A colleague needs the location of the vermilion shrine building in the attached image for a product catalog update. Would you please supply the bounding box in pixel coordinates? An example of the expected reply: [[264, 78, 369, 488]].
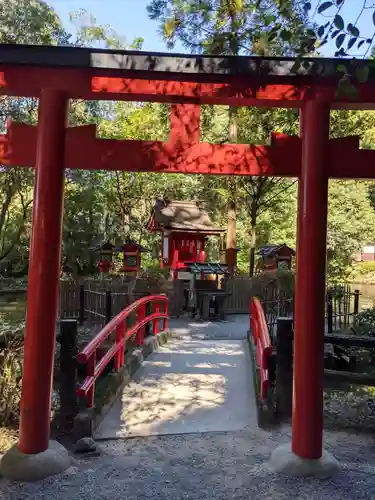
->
[[2, 43, 375, 477], [146, 198, 224, 277]]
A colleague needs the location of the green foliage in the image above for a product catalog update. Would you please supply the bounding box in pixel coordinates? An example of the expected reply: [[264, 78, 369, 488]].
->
[[1, 0, 375, 288], [147, 0, 310, 56], [354, 308, 375, 336], [250, 269, 295, 299], [351, 262, 375, 278], [0, 316, 24, 426], [0, 0, 70, 45], [69, 9, 144, 49], [308, 0, 375, 58], [327, 180, 375, 283]]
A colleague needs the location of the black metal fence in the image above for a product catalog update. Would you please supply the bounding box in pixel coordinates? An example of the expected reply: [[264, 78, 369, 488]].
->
[[261, 283, 360, 340]]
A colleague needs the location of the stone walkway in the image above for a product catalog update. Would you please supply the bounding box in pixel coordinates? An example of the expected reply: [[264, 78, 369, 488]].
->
[[169, 314, 249, 341], [95, 337, 256, 439]]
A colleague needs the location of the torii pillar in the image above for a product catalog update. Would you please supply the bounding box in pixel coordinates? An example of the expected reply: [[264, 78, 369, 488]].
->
[[0, 90, 71, 481], [270, 98, 340, 476]]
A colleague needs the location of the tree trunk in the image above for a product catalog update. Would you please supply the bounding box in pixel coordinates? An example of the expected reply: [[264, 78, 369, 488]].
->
[[225, 18, 239, 276], [249, 225, 256, 277], [225, 104, 238, 275], [226, 198, 236, 275], [249, 203, 257, 277]]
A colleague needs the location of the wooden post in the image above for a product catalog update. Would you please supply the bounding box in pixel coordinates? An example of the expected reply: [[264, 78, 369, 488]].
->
[[163, 300, 168, 332], [114, 322, 126, 371], [354, 289, 360, 315], [327, 291, 333, 334], [58, 319, 78, 428], [153, 302, 160, 335], [105, 290, 112, 324], [86, 353, 96, 408], [189, 273, 196, 316], [275, 318, 294, 418], [79, 284, 85, 326], [137, 303, 146, 345]]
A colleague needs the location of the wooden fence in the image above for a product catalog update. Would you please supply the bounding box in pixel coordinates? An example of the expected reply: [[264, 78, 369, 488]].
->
[[223, 278, 255, 314], [58, 278, 185, 325], [58, 279, 135, 325], [326, 285, 360, 333]]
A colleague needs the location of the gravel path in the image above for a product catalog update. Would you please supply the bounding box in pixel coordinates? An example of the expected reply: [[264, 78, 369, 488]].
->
[[3, 316, 375, 498], [2, 426, 375, 500]]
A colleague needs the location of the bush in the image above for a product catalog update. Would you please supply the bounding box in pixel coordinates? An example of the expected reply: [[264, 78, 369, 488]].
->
[[349, 261, 375, 281], [250, 269, 295, 299], [353, 307, 375, 336], [0, 315, 24, 427], [135, 269, 170, 294]]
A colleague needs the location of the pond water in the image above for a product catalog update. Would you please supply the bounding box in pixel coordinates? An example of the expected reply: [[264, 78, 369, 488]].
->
[[0, 293, 27, 322]]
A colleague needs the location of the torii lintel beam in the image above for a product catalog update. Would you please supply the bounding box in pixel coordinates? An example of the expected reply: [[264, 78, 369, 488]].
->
[[1, 121, 374, 178]]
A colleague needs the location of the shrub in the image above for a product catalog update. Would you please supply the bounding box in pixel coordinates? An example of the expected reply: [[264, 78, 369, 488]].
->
[[250, 269, 295, 300], [0, 314, 24, 427], [350, 261, 375, 280], [136, 269, 170, 294], [353, 307, 375, 336], [0, 338, 23, 427]]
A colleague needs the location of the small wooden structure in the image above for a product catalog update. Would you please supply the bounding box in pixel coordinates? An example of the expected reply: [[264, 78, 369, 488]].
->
[[113, 239, 150, 274], [147, 198, 225, 278], [257, 244, 295, 272], [186, 262, 230, 320]]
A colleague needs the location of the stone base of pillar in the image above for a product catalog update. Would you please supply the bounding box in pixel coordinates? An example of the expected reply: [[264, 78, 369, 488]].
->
[[269, 443, 340, 478], [0, 440, 71, 482]]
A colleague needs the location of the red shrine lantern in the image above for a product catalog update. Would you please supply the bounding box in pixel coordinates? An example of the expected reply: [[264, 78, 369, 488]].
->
[[114, 240, 150, 274], [90, 241, 114, 277]]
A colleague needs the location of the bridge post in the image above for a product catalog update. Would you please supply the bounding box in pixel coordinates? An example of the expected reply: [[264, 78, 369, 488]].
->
[[270, 98, 339, 477], [0, 90, 71, 481]]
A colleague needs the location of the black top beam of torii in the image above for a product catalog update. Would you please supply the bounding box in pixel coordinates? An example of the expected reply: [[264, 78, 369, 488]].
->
[[0, 42, 372, 85]]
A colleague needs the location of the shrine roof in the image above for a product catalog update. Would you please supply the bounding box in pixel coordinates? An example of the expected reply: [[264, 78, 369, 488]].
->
[[113, 239, 150, 253], [148, 199, 224, 234], [0, 43, 372, 85], [259, 244, 296, 257]]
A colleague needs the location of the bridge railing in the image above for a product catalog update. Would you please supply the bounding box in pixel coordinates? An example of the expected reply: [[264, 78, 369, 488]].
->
[[250, 296, 273, 401], [76, 294, 168, 407]]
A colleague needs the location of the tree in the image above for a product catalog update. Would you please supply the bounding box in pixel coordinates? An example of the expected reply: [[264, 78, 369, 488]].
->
[[147, 0, 310, 55], [0, 0, 70, 45], [69, 9, 144, 49], [327, 180, 375, 283], [0, 1, 71, 272], [303, 0, 375, 58], [148, 0, 310, 275]]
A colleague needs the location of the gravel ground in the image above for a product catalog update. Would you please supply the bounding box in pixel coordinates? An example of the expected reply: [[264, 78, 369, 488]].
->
[[324, 386, 375, 431], [3, 317, 375, 498], [2, 426, 375, 500]]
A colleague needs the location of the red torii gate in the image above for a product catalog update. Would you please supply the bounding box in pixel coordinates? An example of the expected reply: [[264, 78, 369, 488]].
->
[[1, 43, 375, 479]]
